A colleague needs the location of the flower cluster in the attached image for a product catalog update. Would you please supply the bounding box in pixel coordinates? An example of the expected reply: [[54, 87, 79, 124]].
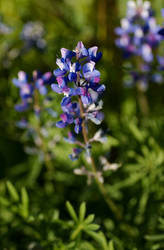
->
[[0, 19, 12, 35], [13, 70, 55, 112], [51, 41, 105, 160], [157, 9, 164, 76], [158, 9, 164, 37], [20, 21, 46, 50], [52, 41, 105, 132], [115, 0, 163, 89], [115, 0, 161, 60]]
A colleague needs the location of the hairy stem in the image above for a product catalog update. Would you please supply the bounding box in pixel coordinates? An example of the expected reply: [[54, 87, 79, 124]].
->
[[78, 97, 122, 220]]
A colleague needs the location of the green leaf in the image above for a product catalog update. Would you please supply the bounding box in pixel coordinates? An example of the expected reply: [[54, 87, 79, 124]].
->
[[21, 187, 29, 207], [66, 201, 78, 222], [79, 202, 86, 222], [79, 241, 96, 250], [145, 234, 164, 241], [84, 214, 95, 224], [27, 156, 43, 186], [84, 223, 100, 231], [128, 123, 144, 142], [6, 181, 19, 202], [20, 187, 29, 218], [108, 241, 114, 250], [0, 196, 10, 206], [86, 231, 108, 250]]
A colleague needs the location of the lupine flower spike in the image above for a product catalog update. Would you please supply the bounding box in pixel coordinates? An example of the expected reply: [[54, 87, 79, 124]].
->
[[20, 21, 46, 50], [115, 0, 163, 89], [13, 70, 55, 113], [52, 41, 105, 160]]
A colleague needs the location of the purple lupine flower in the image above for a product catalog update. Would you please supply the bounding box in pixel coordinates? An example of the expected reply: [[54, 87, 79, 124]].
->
[[126, 0, 151, 19], [74, 41, 102, 62], [15, 102, 30, 112], [157, 56, 164, 70], [140, 44, 153, 62], [0, 19, 12, 35], [56, 113, 74, 128], [151, 73, 163, 84], [79, 87, 92, 105], [115, 0, 164, 89], [115, 0, 161, 60], [83, 61, 100, 83], [54, 58, 70, 77], [13, 71, 33, 111], [64, 132, 76, 143], [69, 148, 83, 161], [33, 70, 55, 95], [15, 119, 28, 128], [51, 76, 70, 95], [88, 46, 102, 62], [53, 41, 103, 85], [158, 8, 164, 37], [68, 62, 81, 82], [20, 21, 46, 50], [59, 97, 82, 134], [155, 9, 164, 83], [159, 28, 164, 36], [13, 70, 55, 112], [74, 118, 82, 134], [61, 48, 76, 60], [74, 41, 88, 59], [52, 41, 105, 160], [86, 111, 104, 125]]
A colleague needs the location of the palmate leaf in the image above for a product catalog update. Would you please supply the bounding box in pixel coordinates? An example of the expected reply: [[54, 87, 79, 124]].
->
[[2, 182, 30, 220], [66, 201, 112, 249]]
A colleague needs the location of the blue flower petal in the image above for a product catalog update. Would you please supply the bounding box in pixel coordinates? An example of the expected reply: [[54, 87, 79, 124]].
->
[[61, 96, 72, 106], [68, 72, 77, 82], [56, 120, 67, 128], [51, 84, 62, 93], [53, 68, 66, 77]]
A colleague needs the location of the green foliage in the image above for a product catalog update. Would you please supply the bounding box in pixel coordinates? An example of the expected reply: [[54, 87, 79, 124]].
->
[[0, 183, 115, 250], [145, 206, 164, 250]]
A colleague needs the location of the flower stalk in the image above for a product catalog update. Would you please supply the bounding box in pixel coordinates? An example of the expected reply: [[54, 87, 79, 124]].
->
[[34, 89, 54, 172], [78, 97, 122, 220]]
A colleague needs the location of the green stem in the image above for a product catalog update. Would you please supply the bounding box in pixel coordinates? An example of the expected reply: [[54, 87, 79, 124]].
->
[[78, 97, 122, 220], [137, 84, 149, 116], [34, 89, 54, 172], [135, 57, 149, 116]]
